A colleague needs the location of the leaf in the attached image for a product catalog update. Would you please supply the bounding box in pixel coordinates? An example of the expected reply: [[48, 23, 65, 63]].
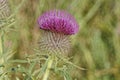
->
[[8, 59, 28, 63], [36, 58, 49, 79], [63, 71, 72, 80], [64, 75, 72, 80], [28, 61, 37, 74]]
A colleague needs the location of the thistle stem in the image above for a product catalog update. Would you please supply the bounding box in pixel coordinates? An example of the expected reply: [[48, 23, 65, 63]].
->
[[0, 30, 4, 51], [42, 55, 53, 80], [0, 31, 4, 75]]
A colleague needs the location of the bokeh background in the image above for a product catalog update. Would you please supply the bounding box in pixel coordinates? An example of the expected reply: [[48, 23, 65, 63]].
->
[[1, 0, 120, 80]]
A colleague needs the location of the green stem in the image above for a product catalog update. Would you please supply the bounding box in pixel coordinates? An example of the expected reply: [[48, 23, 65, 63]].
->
[[42, 55, 53, 80], [0, 31, 4, 76], [0, 31, 4, 55], [0, 31, 4, 64]]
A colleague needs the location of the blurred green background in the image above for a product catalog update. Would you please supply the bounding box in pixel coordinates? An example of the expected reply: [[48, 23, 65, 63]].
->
[[1, 0, 120, 80]]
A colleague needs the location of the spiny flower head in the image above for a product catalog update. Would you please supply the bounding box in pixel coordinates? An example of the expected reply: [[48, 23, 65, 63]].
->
[[0, 0, 10, 19], [37, 10, 79, 35], [37, 10, 79, 55]]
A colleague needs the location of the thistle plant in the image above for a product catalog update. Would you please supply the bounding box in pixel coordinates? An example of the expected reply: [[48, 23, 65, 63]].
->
[[37, 10, 82, 80], [0, 0, 119, 80], [38, 10, 79, 55], [0, 0, 17, 79], [0, 0, 10, 73]]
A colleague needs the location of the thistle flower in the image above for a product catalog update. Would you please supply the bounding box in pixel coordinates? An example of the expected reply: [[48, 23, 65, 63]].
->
[[38, 10, 79, 35], [0, 0, 10, 19], [37, 10, 79, 55]]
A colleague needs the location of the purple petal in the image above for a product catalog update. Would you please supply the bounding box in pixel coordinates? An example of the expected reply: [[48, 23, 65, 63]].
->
[[37, 10, 79, 35]]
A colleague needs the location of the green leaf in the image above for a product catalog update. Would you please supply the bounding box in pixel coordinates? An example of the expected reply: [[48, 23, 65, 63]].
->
[[8, 59, 28, 63], [63, 71, 72, 80], [36, 58, 49, 79], [28, 61, 37, 74]]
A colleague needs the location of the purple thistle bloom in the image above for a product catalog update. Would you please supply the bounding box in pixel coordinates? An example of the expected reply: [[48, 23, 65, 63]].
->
[[37, 10, 79, 35], [37, 10, 79, 55]]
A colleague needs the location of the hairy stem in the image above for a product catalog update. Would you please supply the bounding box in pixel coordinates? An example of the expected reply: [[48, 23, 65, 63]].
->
[[42, 55, 53, 80]]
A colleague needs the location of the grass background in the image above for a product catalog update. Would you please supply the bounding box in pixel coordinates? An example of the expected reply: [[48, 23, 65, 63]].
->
[[1, 0, 120, 80]]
